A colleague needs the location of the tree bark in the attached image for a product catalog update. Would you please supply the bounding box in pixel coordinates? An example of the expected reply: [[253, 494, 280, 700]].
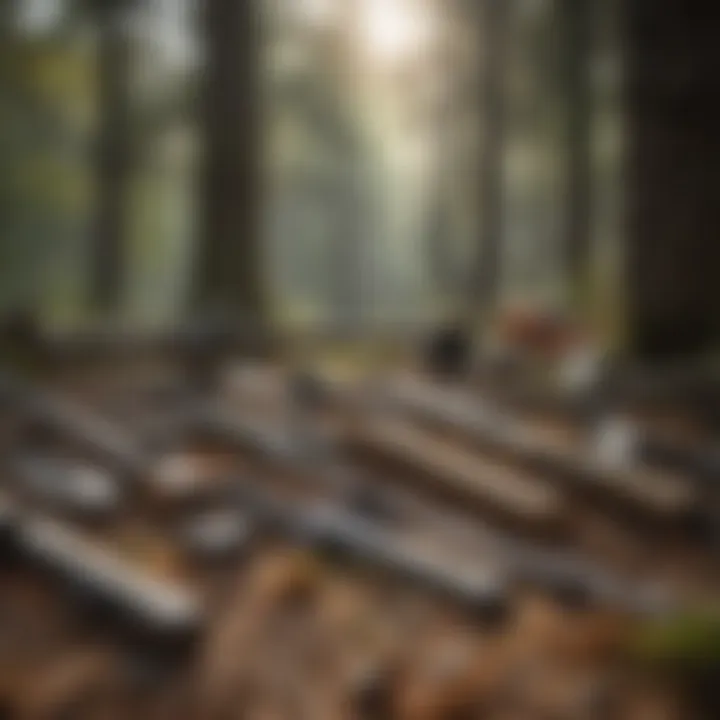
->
[[473, 0, 509, 312], [559, 0, 593, 308], [90, 8, 131, 315], [0, 0, 17, 31], [194, 0, 266, 336], [623, 0, 720, 360], [329, 172, 365, 333]]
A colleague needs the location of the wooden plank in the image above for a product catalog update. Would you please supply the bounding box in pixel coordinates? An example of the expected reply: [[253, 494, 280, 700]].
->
[[19, 517, 201, 641], [385, 378, 695, 521], [225, 487, 510, 620], [349, 418, 564, 535], [4, 377, 150, 476], [201, 392, 563, 534], [11, 456, 123, 519]]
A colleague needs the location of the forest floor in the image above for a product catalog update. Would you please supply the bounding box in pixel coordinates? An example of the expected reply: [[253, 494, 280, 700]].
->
[[0, 355, 715, 719]]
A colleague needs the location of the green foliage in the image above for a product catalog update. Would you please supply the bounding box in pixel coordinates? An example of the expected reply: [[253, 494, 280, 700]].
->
[[0, 24, 92, 312], [632, 610, 720, 673]]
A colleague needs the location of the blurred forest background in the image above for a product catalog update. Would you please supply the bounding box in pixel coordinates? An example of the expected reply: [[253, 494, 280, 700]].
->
[[0, 0, 622, 337]]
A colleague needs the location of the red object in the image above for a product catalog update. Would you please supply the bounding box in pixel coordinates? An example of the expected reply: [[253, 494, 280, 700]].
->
[[496, 308, 584, 360]]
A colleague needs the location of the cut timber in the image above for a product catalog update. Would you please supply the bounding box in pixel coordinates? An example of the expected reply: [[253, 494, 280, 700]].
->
[[11, 456, 122, 520], [641, 434, 720, 490], [227, 487, 508, 620], [147, 452, 236, 505], [310, 505, 507, 621], [349, 418, 563, 537], [385, 378, 695, 522], [199, 404, 298, 464], [6, 377, 149, 476], [529, 438, 695, 520], [178, 510, 254, 563], [19, 517, 201, 643]]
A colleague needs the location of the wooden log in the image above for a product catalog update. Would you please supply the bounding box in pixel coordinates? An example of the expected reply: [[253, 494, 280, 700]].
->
[[640, 434, 720, 491], [383, 379, 695, 523], [347, 418, 564, 538], [199, 404, 299, 464], [228, 487, 509, 622], [469, 372, 720, 494], [507, 546, 676, 616], [18, 516, 201, 645], [313, 506, 508, 622], [11, 456, 123, 520], [145, 452, 236, 508], [481, 361, 720, 433], [13, 387, 149, 476], [229, 483, 669, 617], [196, 403, 675, 615]]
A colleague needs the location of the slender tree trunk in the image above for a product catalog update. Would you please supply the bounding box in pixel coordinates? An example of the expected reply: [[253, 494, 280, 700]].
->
[[90, 8, 131, 315], [426, 54, 459, 302], [560, 0, 593, 309], [194, 0, 266, 335], [0, 0, 17, 31], [473, 0, 509, 312], [329, 170, 365, 334], [425, 191, 454, 297], [623, 0, 720, 360], [327, 1, 368, 336]]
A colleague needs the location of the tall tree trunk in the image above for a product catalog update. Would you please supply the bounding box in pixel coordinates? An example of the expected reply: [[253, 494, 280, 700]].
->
[[329, 171, 365, 334], [560, 0, 593, 309], [194, 0, 265, 335], [425, 190, 455, 297], [623, 0, 720, 360], [473, 0, 509, 313], [0, 0, 17, 31], [426, 47, 460, 304], [90, 7, 131, 315]]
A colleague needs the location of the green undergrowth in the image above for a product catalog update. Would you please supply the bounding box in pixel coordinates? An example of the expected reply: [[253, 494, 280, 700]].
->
[[631, 609, 720, 672]]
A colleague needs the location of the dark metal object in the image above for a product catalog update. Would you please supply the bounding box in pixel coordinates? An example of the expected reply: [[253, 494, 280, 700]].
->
[[0, 493, 19, 560], [422, 324, 474, 381], [350, 665, 396, 719]]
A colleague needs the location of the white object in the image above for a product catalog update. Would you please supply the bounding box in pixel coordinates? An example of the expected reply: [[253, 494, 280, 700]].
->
[[184, 512, 248, 557], [69, 465, 120, 513], [153, 454, 201, 496], [558, 346, 602, 395], [593, 417, 640, 470]]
